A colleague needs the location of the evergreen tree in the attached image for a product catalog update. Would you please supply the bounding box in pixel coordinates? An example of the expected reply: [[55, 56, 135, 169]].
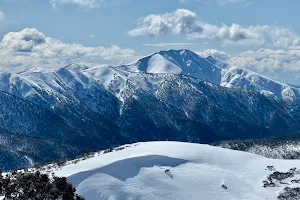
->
[[0, 170, 84, 200]]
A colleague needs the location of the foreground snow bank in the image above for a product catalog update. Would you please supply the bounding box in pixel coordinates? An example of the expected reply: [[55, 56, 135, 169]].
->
[[53, 142, 300, 200]]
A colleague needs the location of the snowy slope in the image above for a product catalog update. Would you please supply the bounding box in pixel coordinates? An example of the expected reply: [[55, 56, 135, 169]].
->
[[221, 67, 300, 105], [51, 142, 300, 200], [0, 49, 300, 171], [121, 49, 223, 85]]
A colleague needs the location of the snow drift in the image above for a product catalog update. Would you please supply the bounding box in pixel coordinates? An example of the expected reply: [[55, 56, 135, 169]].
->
[[50, 142, 300, 200]]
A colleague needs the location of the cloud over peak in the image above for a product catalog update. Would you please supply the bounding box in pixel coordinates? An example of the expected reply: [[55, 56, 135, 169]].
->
[[128, 9, 300, 49], [128, 9, 202, 37]]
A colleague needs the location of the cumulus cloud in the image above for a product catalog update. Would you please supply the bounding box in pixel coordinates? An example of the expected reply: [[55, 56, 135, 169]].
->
[[2, 28, 46, 52], [230, 49, 300, 84], [0, 28, 137, 71], [0, 11, 5, 21], [231, 49, 300, 72], [197, 49, 230, 61], [191, 24, 300, 48], [129, 9, 300, 49], [197, 48, 300, 84], [128, 9, 203, 37]]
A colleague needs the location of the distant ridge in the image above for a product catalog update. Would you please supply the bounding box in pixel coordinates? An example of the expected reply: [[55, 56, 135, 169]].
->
[[0, 49, 299, 170]]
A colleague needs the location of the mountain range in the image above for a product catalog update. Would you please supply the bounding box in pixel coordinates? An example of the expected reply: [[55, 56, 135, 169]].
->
[[1, 49, 300, 170]]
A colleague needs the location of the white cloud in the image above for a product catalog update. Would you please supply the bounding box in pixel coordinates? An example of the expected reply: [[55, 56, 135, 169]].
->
[[0, 28, 137, 71], [143, 43, 193, 47], [2, 28, 46, 52], [197, 49, 230, 61], [128, 9, 203, 37], [129, 9, 300, 49], [197, 48, 300, 84], [230, 49, 300, 84], [231, 49, 300, 72], [0, 11, 5, 21], [191, 24, 300, 48]]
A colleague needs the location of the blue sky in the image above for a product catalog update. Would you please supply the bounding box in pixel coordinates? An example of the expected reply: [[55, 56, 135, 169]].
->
[[1, 0, 300, 84]]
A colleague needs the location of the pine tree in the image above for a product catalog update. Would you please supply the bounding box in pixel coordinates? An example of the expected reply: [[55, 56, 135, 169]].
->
[[0, 170, 84, 200]]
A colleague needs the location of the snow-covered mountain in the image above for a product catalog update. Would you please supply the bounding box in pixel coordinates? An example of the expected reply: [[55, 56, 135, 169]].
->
[[122, 49, 300, 105], [221, 67, 300, 105], [0, 49, 300, 170], [45, 141, 300, 200], [120, 49, 223, 85]]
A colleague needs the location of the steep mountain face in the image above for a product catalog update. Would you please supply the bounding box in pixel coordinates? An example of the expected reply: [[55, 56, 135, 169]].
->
[[0, 49, 300, 170]]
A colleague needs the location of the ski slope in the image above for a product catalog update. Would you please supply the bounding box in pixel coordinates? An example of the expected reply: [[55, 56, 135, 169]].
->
[[52, 142, 300, 200]]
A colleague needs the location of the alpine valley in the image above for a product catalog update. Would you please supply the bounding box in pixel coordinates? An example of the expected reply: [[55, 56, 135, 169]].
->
[[1, 49, 300, 170]]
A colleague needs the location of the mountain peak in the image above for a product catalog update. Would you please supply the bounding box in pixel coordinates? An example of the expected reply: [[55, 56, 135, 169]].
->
[[120, 49, 223, 85]]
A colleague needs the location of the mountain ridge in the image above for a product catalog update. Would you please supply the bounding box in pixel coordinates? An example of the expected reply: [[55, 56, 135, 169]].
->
[[120, 49, 300, 105], [0, 49, 300, 170]]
